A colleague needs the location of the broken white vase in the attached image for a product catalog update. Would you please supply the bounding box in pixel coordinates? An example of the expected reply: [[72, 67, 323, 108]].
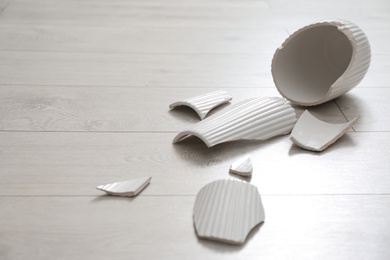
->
[[229, 156, 253, 177], [290, 110, 360, 152], [96, 176, 151, 197], [193, 179, 265, 245], [169, 90, 232, 120], [173, 96, 297, 147], [272, 19, 371, 106]]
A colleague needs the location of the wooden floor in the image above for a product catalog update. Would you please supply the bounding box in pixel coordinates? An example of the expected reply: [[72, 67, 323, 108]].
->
[[1, 0, 389, 259]]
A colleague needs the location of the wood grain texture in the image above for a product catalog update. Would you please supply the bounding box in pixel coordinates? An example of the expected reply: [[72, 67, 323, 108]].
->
[[0, 51, 387, 87], [0, 51, 276, 87], [0, 1, 8, 14], [0, 86, 346, 132], [336, 88, 390, 132], [0, 0, 275, 28], [1, 195, 389, 260], [364, 26, 390, 55], [268, 0, 390, 55], [0, 24, 288, 54], [0, 0, 389, 258], [0, 131, 389, 196], [268, 0, 390, 31]]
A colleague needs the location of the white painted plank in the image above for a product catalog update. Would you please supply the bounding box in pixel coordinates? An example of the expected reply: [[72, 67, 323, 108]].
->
[[0, 0, 276, 28], [0, 51, 275, 87], [0, 0, 8, 13], [0, 51, 387, 87], [0, 195, 389, 259], [0, 132, 389, 196], [268, 0, 390, 30], [267, 0, 390, 56], [0, 86, 343, 131], [0, 24, 288, 55], [0, 0, 388, 259], [364, 27, 390, 55], [336, 87, 390, 132], [358, 55, 390, 87]]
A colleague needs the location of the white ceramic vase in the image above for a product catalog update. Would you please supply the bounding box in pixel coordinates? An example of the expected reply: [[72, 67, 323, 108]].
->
[[271, 19, 371, 106]]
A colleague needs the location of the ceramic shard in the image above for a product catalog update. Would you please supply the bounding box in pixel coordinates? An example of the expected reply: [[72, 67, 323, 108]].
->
[[173, 96, 297, 147], [96, 176, 151, 197], [229, 157, 253, 177], [290, 110, 360, 152], [169, 90, 232, 120], [193, 179, 265, 245]]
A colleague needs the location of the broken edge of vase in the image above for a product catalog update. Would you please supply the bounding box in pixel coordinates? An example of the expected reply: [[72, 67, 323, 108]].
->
[[229, 156, 253, 177], [290, 110, 360, 152], [169, 90, 232, 120], [96, 176, 152, 197], [173, 96, 297, 147]]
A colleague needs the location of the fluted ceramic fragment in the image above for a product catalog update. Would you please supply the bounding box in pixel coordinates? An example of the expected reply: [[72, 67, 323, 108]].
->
[[193, 179, 265, 245], [229, 157, 253, 177], [290, 110, 360, 151], [169, 90, 232, 120], [96, 176, 151, 197], [272, 19, 371, 106], [173, 96, 297, 147]]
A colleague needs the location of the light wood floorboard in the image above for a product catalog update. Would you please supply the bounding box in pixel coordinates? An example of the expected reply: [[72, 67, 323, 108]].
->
[[0, 0, 389, 258], [0, 51, 277, 87], [0, 24, 288, 55], [0, 0, 274, 28], [1, 195, 389, 260], [336, 87, 390, 132], [0, 131, 389, 196], [0, 51, 387, 87], [0, 86, 345, 132]]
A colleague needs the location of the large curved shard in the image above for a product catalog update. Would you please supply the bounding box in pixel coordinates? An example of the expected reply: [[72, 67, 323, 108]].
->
[[173, 97, 297, 147], [169, 90, 232, 120], [290, 110, 360, 152], [193, 179, 265, 245]]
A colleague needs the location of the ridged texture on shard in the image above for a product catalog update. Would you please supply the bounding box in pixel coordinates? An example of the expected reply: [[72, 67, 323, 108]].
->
[[173, 96, 297, 147], [193, 179, 265, 245], [96, 176, 151, 197], [229, 157, 253, 177], [169, 90, 232, 120], [271, 19, 371, 106], [327, 20, 371, 101]]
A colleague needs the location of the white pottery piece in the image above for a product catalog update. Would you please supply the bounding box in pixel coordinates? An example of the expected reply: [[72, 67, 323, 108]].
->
[[193, 179, 265, 245], [96, 176, 151, 197], [173, 96, 297, 147], [229, 156, 253, 177], [272, 19, 371, 106], [290, 110, 360, 152], [169, 90, 232, 120]]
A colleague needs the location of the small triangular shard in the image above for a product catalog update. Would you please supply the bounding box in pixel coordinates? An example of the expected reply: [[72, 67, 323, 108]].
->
[[96, 176, 151, 197], [229, 157, 253, 177]]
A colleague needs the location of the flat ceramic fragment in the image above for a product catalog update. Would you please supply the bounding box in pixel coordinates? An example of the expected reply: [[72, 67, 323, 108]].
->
[[272, 19, 371, 106], [290, 110, 360, 152], [96, 176, 151, 197], [169, 90, 232, 120], [193, 179, 265, 245], [229, 157, 253, 177], [173, 96, 297, 147]]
